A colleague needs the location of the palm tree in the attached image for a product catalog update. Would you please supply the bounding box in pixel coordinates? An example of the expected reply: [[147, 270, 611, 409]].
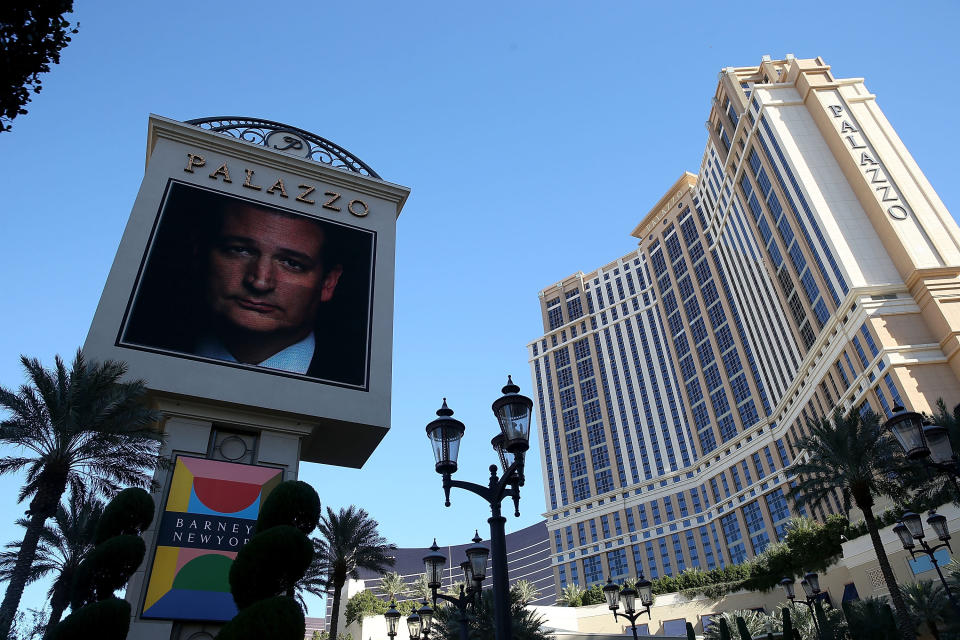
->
[[511, 579, 540, 605], [788, 409, 916, 640], [556, 584, 583, 607], [411, 573, 431, 602], [313, 506, 396, 640], [378, 571, 407, 602], [0, 351, 163, 639], [900, 580, 949, 640], [0, 489, 104, 637]]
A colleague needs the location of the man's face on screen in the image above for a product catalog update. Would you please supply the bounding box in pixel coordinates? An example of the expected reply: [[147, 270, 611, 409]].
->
[[204, 206, 341, 339]]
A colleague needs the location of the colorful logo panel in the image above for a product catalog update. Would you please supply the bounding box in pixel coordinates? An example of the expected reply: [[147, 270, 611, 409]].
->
[[142, 457, 282, 621]]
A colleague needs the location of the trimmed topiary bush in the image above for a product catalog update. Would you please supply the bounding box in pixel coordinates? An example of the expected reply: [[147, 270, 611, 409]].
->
[[94, 488, 155, 544], [228, 525, 313, 609], [48, 597, 131, 640], [255, 480, 320, 535], [215, 596, 305, 640], [70, 535, 146, 608], [49, 488, 155, 639], [216, 480, 320, 640]]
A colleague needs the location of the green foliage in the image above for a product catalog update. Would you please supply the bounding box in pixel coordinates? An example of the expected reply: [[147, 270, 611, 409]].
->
[[411, 573, 431, 601], [557, 584, 583, 607], [900, 580, 950, 638], [431, 588, 551, 640], [48, 597, 130, 640], [0, 0, 80, 132], [94, 488, 154, 544], [345, 589, 388, 624], [215, 596, 305, 640], [842, 598, 898, 640], [580, 583, 606, 605], [256, 481, 321, 535], [70, 535, 147, 609], [378, 571, 406, 601], [89, 535, 146, 603], [511, 579, 540, 605], [229, 525, 313, 610]]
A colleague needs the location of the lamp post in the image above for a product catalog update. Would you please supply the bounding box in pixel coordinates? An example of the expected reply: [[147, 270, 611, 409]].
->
[[779, 573, 823, 635], [885, 406, 960, 494], [422, 535, 490, 640], [425, 377, 533, 640], [603, 577, 654, 640], [385, 602, 400, 640], [893, 511, 960, 616], [406, 601, 434, 640]]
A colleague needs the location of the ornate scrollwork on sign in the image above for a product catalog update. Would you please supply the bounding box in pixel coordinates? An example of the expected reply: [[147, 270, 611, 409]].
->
[[185, 116, 381, 179]]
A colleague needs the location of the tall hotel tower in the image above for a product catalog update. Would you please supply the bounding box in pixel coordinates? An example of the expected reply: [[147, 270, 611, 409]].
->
[[528, 56, 960, 593]]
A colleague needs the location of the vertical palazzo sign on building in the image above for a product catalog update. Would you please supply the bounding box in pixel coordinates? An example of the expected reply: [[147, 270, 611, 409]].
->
[[142, 457, 282, 621]]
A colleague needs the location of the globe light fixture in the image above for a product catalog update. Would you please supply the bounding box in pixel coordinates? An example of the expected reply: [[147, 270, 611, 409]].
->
[[385, 602, 401, 640], [491, 376, 533, 453], [418, 601, 434, 636], [885, 406, 929, 459], [425, 399, 465, 476], [893, 522, 915, 550], [923, 423, 956, 464], [803, 571, 821, 595], [635, 576, 654, 608], [603, 579, 620, 611], [423, 539, 447, 590], [465, 531, 489, 581], [928, 511, 950, 541], [780, 577, 796, 601], [460, 560, 474, 585], [406, 607, 421, 640]]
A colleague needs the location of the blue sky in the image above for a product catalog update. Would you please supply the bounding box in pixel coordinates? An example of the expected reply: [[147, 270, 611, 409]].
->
[[2, 0, 959, 619]]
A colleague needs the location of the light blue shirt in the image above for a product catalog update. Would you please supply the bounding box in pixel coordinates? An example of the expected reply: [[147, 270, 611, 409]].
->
[[195, 332, 316, 374]]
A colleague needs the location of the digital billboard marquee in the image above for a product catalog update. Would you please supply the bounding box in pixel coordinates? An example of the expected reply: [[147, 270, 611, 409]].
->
[[83, 116, 410, 466]]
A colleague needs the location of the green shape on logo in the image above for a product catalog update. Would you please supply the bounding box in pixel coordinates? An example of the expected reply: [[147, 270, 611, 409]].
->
[[172, 554, 233, 592]]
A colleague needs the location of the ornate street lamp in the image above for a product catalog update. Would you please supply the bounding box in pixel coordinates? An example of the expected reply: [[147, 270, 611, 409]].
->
[[385, 602, 401, 640], [406, 607, 421, 640], [422, 534, 489, 640], [418, 601, 434, 638], [893, 511, 960, 615], [780, 573, 822, 634], [425, 377, 533, 640], [885, 407, 960, 492], [603, 578, 654, 640]]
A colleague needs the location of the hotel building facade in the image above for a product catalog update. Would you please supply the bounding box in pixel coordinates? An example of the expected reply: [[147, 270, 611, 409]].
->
[[528, 55, 960, 594]]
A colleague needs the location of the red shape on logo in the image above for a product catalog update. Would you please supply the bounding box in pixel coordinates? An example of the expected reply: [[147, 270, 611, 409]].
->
[[193, 478, 261, 514]]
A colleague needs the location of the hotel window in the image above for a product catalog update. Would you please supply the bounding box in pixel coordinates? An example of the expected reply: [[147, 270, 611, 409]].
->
[[659, 538, 673, 576], [583, 554, 603, 585], [860, 324, 880, 357], [607, 548, 628, 578]]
